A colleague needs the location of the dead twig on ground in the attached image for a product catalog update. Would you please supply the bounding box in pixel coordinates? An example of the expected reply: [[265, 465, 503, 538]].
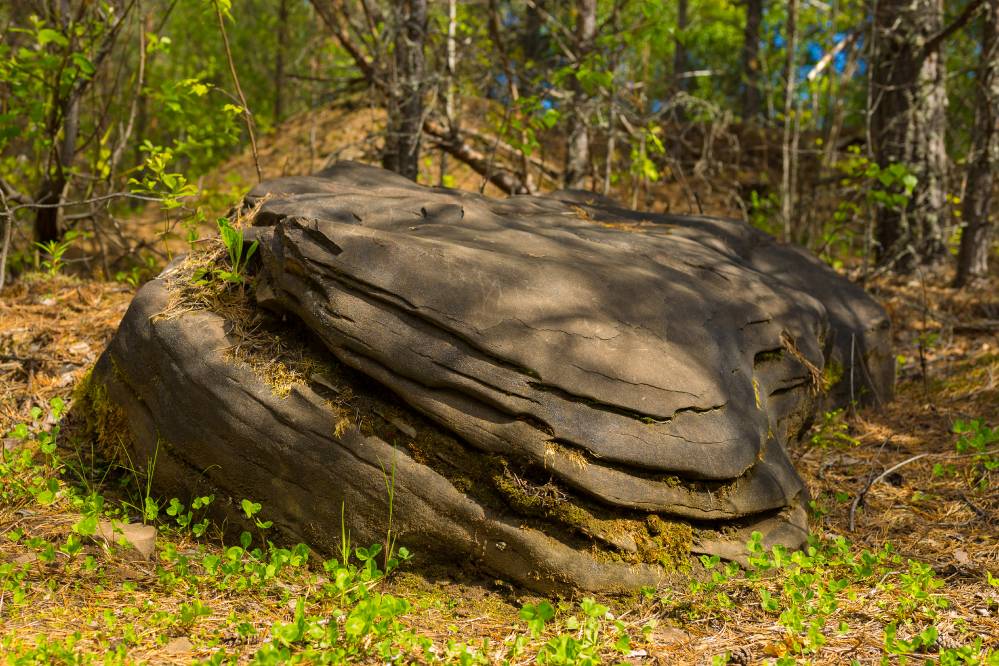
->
[[849, 453, 929, 531]]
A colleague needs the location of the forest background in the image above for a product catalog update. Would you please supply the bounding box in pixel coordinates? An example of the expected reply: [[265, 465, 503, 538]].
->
[[0, 0, 996, 285]]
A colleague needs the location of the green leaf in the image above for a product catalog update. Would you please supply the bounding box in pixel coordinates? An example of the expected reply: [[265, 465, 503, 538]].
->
[[37, 28, 68, 48], [241, 498, 261, 518], [73, 514, 99, 536], [49, 397, 65, 419], [144, 496, 159, 521]]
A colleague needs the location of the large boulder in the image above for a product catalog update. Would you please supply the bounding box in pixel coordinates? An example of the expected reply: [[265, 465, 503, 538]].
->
[[82, 162, 892, 592]]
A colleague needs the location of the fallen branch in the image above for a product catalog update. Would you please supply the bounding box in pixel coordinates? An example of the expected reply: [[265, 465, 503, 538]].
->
[[849, 453, 929, 531], [953, 320, 999, 334], [8, 192, 166, 214], [0, 190, 12, 291], [459, 125, 561, 182], [423, 119, 531, 195], [958, 492, 989, 522]]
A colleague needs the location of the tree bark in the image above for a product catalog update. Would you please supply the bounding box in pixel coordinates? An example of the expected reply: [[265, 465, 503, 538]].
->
[[871, 0, 949, 268], [33, 0, 78, 244], [955, 0, 998, 286], [780, 0, 797, 242], [674, 0, 689, 94], [274, 0, 288, 124], [32, 0, 134, 241], [741, 0, 764, 120], [563, 0, 596, 189], [383, 0, 427, 181], [522, 0, 548, 67]]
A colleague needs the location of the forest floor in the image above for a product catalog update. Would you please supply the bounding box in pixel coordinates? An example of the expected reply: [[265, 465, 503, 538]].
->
[[0, 257, 996, 665], [1, 107, 997, 664]]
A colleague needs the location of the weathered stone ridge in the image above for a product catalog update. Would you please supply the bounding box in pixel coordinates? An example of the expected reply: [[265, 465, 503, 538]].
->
[[86, 161, 893, 592]]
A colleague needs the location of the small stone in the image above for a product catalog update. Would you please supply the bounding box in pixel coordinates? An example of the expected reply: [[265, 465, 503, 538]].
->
[[56, 371, 77, 387], [13, 552, 37, 566], [96, 520, 156, 560], [68, 341, 91, 356], [163, 637, 193, 655], [653, 626, 690, 644]]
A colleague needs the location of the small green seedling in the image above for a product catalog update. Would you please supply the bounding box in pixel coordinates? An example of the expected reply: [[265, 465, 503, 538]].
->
[[217, 217, 258, 283], [35, 231, 85, 276]]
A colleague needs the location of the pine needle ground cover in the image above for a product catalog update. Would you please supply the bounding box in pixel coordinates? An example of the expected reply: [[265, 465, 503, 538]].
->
[[0, 268, 996, 665]]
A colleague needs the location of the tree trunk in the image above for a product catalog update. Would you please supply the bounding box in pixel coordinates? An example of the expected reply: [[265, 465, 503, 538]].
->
[[564, 0, 596, 190], [274, 0, 288, 124], [955, 0, 998, 286], [780, 0, 797, 242], [741, 0, 764, 120], [383, 0, 427, 181], [523, 0, 548, 67], [34, 0, 79, 244], [871, 0, 949, 268], [439, 0, 457, 186], [674, 0, 689, 94]]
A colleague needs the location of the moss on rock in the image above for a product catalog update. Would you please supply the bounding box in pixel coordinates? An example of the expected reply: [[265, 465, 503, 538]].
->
[[72, 365, 131, 464]]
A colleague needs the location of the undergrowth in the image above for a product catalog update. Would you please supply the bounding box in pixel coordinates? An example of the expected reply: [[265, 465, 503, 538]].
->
[[1, 399, 996, 664]]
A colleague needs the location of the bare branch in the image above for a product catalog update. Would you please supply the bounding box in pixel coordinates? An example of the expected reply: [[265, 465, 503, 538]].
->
[[920, 0, 985, 58], [213, 0, 262, 183]]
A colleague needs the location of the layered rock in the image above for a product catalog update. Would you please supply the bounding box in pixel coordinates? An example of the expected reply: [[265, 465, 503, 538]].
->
[[83, 162, 893, 592]]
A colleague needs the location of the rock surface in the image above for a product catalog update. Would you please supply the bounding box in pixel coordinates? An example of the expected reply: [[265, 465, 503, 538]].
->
[[84, 161, 893, 592]]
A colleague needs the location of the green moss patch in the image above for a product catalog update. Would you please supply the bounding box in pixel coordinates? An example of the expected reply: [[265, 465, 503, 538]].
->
[[71, 366, 131, 465]]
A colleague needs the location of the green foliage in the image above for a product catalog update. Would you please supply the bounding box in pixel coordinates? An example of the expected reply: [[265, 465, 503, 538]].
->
[[3, 408, 995, 665], [666, 532, 993, 664], [810, 409, 860, 449], [747, 189, 782, 237], [520, 600, 556, 637], [34, 229, 85, 276], [199, 217, 259, 284], [951, 419, 997, 490], [808, 148, 920, 265], [127, 142, 198, 210], [113, 254, 159, 289]]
